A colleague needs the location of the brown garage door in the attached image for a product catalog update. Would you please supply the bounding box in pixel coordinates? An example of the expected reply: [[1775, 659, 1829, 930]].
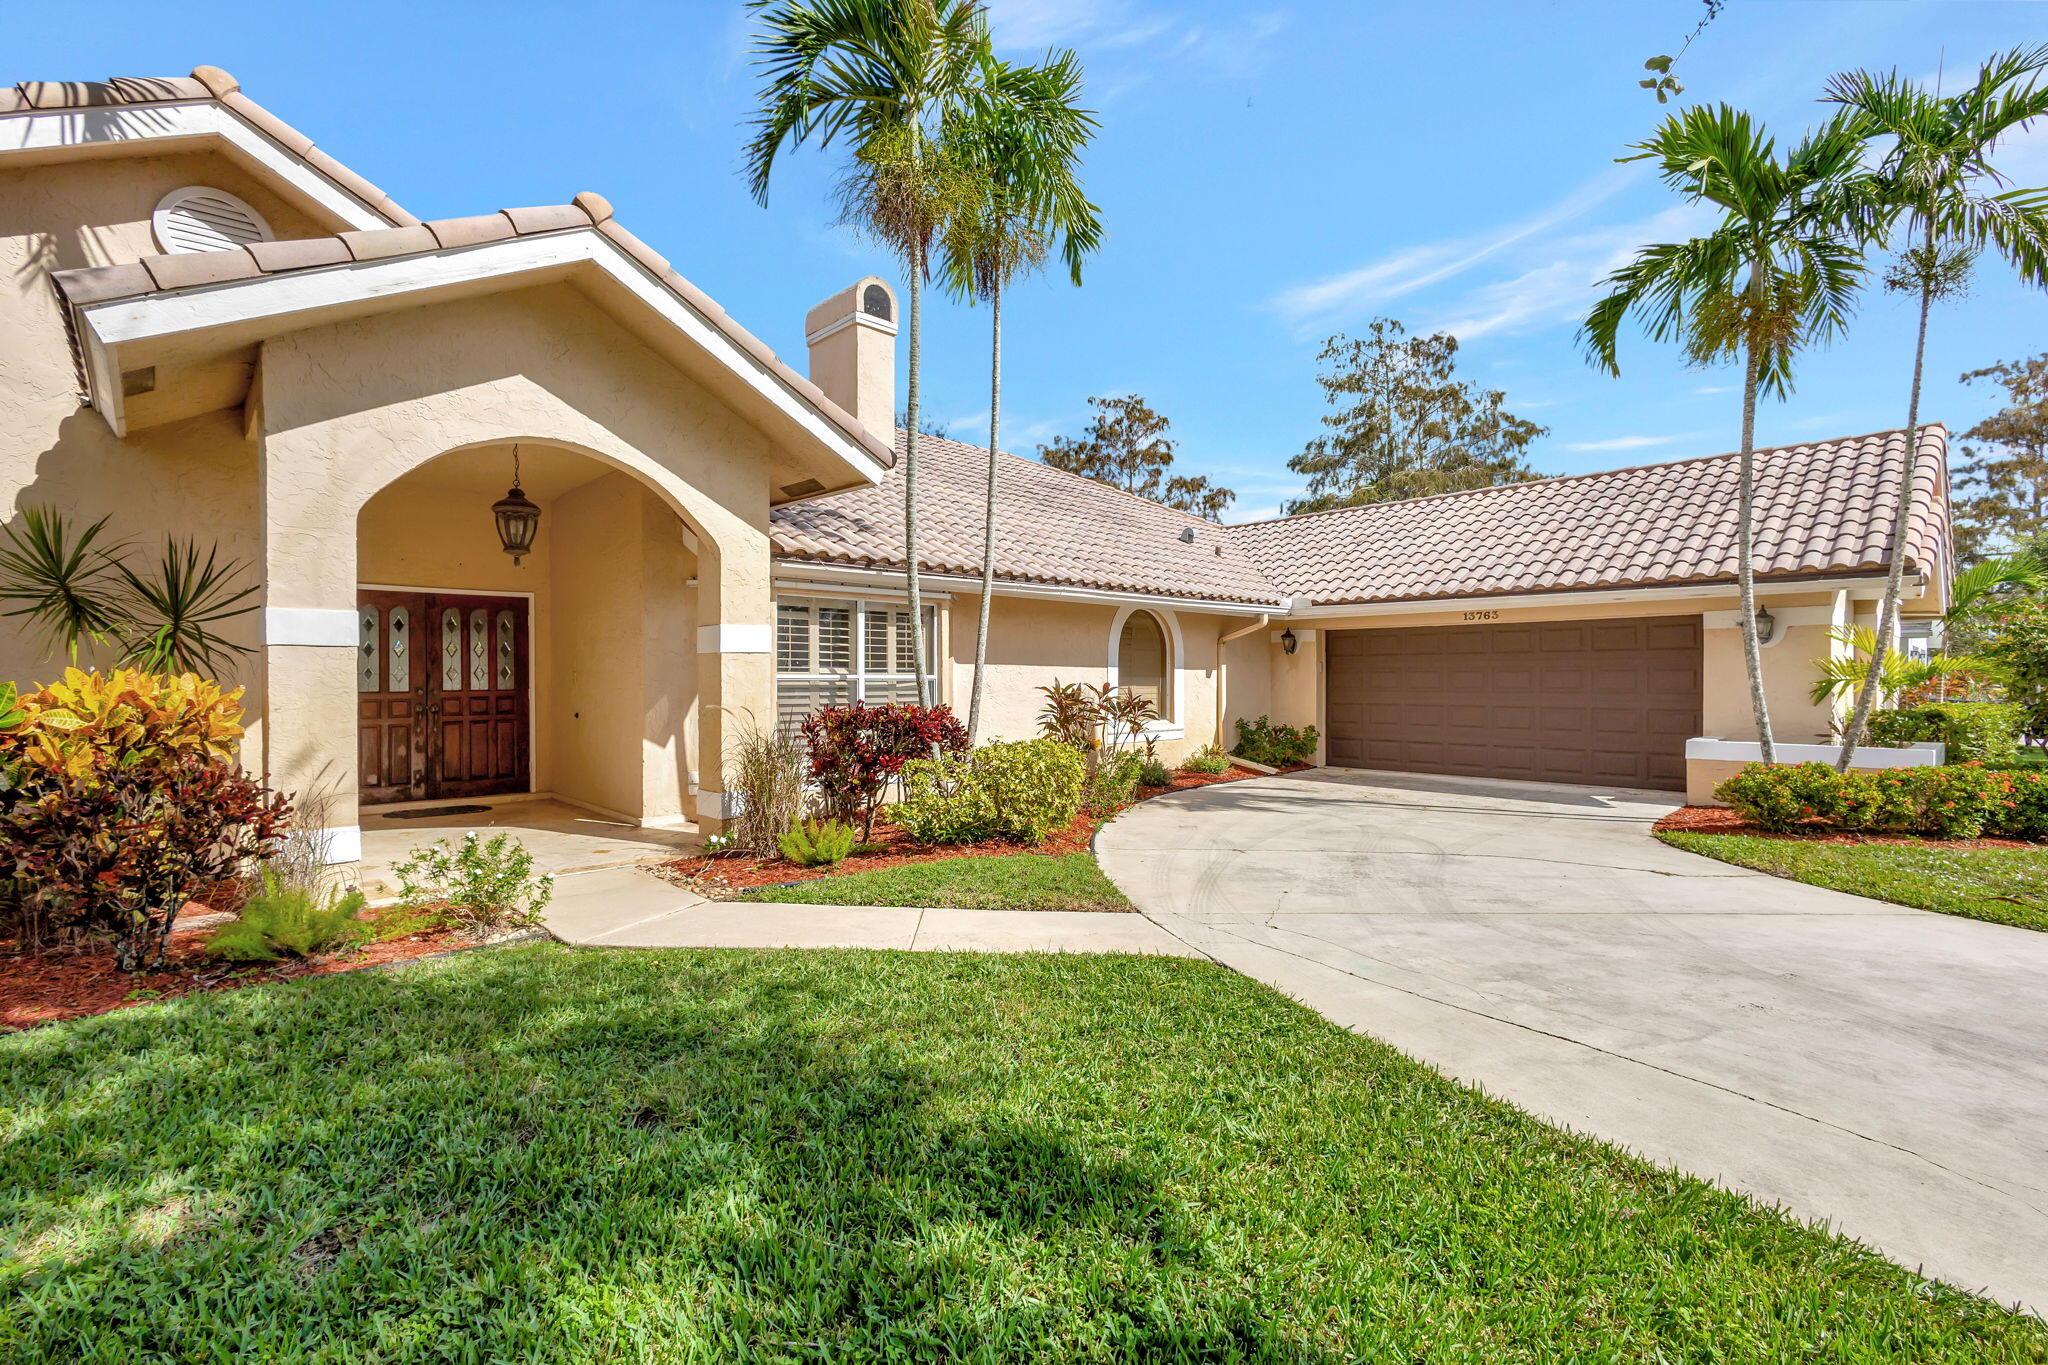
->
[[1325, 616, 1701, 791]]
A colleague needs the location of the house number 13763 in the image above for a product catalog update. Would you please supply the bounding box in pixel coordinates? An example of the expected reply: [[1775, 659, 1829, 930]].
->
[[1462, 609, 1500, 622]]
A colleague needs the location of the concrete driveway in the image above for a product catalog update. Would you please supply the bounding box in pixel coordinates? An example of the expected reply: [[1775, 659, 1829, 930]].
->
[[1096, 768, 2048, 1312]]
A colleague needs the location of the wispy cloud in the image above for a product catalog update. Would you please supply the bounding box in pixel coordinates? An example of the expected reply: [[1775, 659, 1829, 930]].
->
[[985, 1, 1287, 95], [1565, 433, 1688, 452], [1693, 384, 1734, 395]]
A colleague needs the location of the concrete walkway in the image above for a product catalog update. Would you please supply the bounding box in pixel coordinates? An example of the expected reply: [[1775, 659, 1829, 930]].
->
[[359, 798, 695, 900], [1094, 767, 2048, 1313], [541, 865, 1195, 956]]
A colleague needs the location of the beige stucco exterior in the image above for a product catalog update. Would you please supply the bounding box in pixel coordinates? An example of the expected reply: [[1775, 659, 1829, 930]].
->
[[0, 83, 1957, 862]]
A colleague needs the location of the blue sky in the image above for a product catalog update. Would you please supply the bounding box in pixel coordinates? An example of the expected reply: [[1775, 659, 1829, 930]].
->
[[15, 0, 2048, 520]]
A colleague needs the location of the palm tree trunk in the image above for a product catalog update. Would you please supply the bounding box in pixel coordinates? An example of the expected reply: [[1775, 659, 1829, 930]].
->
[[1837, 216, 1936, 772], [904, 237, 931, 708], [967, 281, 1001, 744], [1738, 328, 1776, 763]]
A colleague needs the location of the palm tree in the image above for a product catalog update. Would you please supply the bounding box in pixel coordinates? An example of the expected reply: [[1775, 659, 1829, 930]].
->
[[744, 0, 993, 706], [1825, 47, 2048, 770], [1810, 549, 2044, 707], [938, 50, 1102, 743], [1582, 105, 1876, 762]]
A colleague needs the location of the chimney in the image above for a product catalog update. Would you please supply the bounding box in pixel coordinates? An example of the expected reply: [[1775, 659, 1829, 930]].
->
[[806, 276, 897, 442]]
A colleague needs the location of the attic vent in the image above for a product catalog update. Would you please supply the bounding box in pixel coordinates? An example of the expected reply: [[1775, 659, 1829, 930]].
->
[[861, 284, 892, 322], [780, 478, 826, 499], [1179, 526, 1197, 543], [151, 187, 274, 255]]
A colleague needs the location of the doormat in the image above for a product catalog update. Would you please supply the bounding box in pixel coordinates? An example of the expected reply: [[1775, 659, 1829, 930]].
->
[[378, 804, 494, 820]]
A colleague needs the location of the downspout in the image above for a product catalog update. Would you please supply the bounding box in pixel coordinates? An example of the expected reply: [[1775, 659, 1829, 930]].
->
[[1216, 610, 1273, 751]]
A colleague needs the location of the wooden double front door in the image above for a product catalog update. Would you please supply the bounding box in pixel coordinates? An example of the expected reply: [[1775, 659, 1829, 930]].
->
[[358, 590, 531, 805]]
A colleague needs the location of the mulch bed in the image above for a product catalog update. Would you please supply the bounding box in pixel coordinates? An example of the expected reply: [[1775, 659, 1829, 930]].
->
[[666, 764, 1264, 897], [1654, 804, 2043, 852], [1, 915, 478, 1032]]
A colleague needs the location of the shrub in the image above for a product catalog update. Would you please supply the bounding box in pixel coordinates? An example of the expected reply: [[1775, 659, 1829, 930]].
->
[[1232, 715, 1318, 768], [724, 720, 807, 856], [0, 747, 289, 969], [205, 872, 371, 962], [1865, 702, 2023, 763], [1711, 761, 2047, 841], [1, 667, 243, 780], [1984, 597, 2048, 744], [896, 739, 1086, 845], [1139, 759, 1174, 788], [779, 817, 858, 867], [1085, 750, 1144, 816], [1035, 681, 1159, 772], [392, 832, 552, 937], [802, 702, 968, 838], [1182, 744, 1231, 776]]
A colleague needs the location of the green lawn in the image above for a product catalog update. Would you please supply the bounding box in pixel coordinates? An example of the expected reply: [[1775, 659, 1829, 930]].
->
[[3, 946, 2041, 1361], [1660, 832, 2048, 932], [737, 850, 1133, 911]]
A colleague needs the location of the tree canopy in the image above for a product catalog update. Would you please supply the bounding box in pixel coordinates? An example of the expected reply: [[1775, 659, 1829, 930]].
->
[[1954, 353, 2048, 563], [1285, 320, 1549, 514], [1038, 395, 1235, 520]]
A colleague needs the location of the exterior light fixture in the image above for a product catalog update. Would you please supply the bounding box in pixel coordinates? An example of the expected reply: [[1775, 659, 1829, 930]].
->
[[492, 444, 541, 566], [1281, 628, 1299, 655], [1754, 606, 1776, 645]]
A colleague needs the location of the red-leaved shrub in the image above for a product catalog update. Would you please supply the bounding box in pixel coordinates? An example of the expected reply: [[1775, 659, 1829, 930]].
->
[[800, 702, 967, 838]]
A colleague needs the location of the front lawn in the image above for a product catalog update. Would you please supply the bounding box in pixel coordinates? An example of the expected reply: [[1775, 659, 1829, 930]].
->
[[1660, 831, 2048, 932], [3, 945, 2039, 1361], [738, 850, 1132, 910]]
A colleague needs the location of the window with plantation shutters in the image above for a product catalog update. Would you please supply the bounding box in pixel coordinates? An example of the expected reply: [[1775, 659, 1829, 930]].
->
[[151, 186, 274, 255], [774, 595, 939, 732]]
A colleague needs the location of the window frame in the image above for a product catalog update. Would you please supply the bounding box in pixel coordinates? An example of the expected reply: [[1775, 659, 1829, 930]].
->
[[1107, 604, 1184, 740], [775, 593, 942, 730]]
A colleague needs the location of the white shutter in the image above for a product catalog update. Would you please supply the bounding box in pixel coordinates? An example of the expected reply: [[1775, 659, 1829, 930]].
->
[[151, 187, 274, 254]]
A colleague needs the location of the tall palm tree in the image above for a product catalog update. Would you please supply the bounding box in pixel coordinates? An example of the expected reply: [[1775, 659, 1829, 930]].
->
[[1582, 105, 1875, 762], [745, 0, 993, 707], [1825, 47, 2048, 770], [938, 50, 1102, 743]]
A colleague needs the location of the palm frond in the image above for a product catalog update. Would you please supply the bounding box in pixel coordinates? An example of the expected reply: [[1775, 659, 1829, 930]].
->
[[0, 506, 126, 665], [113, 538, 261, 676]]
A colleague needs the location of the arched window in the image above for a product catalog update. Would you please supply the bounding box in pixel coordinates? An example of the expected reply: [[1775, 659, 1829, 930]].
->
[[1116, 609, 1169, 720]]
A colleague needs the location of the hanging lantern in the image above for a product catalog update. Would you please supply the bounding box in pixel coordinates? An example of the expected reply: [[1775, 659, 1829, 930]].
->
[[492, 444, 540, 566]]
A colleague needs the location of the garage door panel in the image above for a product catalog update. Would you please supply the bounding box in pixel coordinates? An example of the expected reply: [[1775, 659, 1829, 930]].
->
[[1326, 616, 1700, 792]]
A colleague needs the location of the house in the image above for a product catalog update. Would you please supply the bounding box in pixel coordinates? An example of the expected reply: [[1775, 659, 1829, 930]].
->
[[0, 68, 1953, 863]]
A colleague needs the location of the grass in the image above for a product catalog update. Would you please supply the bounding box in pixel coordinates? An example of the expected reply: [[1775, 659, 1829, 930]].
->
[[2, 945, 2042, 1361], [1659, 832, 2048, 933], [737, 850, 1133, 911]]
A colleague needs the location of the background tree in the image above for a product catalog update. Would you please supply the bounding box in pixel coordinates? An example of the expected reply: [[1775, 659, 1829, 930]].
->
[[1582, 105, 1874, 765], [940, 51, 1101, 743], [1827, 45, 2048, 769], [1951, 353, 2048, 562], [746, 0, 993, 706], [1038, 395, 1234, 518], [1284, 319, 1548, 514]]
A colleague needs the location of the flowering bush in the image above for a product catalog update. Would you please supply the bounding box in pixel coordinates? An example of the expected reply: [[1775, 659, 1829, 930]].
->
[[802, 702, 968, 838], [1713, 761, 2047, 841], [895, 739, 1086, 846]]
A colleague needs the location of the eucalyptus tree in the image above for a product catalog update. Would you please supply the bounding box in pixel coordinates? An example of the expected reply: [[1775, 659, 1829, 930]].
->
[[745, 0, 994, 706], [938, 49, 1102, 742], [1825, 47, 2048, 770], [1582, 105, 1875, 762]]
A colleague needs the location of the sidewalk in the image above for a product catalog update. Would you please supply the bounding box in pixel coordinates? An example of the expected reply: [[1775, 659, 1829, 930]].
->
[[542, 865, 1197, 956]]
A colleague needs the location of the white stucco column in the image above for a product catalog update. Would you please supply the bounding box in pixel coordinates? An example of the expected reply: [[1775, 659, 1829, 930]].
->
[[693, 537, 775, 836]]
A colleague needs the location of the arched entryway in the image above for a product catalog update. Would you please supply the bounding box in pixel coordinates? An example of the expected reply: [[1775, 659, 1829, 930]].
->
[[352, 441, 700, 823]]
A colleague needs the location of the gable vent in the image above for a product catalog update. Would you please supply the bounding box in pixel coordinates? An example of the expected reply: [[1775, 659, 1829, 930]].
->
[[151, 187, 274, 255]]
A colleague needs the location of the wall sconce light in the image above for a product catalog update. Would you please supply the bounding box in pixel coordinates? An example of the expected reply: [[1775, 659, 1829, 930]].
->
[[1754, 606, 1776, 645], [1280, 628, 1299, 655]]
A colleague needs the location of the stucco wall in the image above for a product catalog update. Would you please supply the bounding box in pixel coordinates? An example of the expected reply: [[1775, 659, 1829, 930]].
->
[[940, 593, 1248, 762], [0, 151, 331, 690]]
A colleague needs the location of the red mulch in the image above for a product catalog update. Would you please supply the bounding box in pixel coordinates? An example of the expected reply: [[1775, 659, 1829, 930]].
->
[[0, 915, 478, 1032], [1654, 804, 2042, 851], [669, 764, 1264, 895]]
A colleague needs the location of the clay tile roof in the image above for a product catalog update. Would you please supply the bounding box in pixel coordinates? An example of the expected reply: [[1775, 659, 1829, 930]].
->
[[47, 201, 895, 470], [1224, 426, 1952, 607], [771, 433, 1287, 605], [3, 66, 420, 227]]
